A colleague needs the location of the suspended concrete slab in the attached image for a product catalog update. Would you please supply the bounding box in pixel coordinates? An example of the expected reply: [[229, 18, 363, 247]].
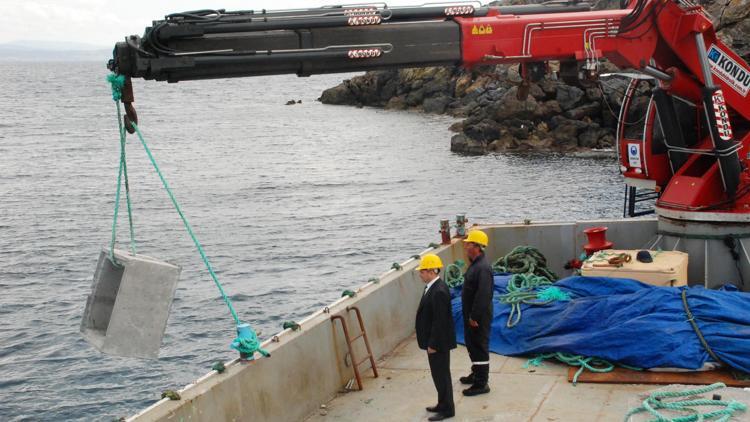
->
[[80, 248, 181, 359]]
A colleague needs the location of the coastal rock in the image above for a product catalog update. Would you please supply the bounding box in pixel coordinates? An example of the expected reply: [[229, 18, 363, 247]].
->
[[451, 134, 486, 155], [385, 96, 408, 110], [422, 96, 452, 114], [565, 102, 602, 120], [319, 82, 357, 105], [556, 85, 585, 110], [701, 0, 750, 62]]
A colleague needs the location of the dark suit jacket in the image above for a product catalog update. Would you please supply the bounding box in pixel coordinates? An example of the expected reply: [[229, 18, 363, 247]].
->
[[416, 278, 457, 352]]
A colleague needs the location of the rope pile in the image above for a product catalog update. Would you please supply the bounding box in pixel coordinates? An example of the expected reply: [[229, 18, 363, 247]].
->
[[445, 259, 465, 288], [492, 246, 558, 281], [625, 382, 747, 422], [498, 273, 570, 328]]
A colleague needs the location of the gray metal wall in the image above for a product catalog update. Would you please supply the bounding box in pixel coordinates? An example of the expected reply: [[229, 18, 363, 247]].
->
[[482, 219, 658, 278]]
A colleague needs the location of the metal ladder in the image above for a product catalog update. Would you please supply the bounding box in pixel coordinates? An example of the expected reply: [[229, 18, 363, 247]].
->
[[331, 306, 379, 390]]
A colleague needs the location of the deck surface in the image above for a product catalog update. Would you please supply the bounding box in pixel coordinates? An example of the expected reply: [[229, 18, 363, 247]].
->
[[305, 334, 658, 422]]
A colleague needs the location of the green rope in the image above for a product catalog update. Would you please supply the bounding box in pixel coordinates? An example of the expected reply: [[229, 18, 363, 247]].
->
[[109, 79, 136, 263], [107, 73, 125, 101], [492, 246, 558, 281], [625, 383, 747, 422], [231, 329, 269, 357], [107, 74, 268, 359], [524, 352, 640, 385], [428, 243, 440, 249], [391, 262, 402, 271], [682, 290, 724, 366], [445, 259, 465, 288], [130, 122, 240, 325], [498, 273, 569, 328], [211, 361, 226, 373], [341, 289, 357, 298], [283, 321, 301, 331], [161, 390, 181, 401]]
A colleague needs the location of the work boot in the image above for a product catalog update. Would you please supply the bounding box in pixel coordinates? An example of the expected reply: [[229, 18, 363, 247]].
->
[[459, 372, 475, 385], [462, 384, 491, 396], [428, 412, 454, 421]]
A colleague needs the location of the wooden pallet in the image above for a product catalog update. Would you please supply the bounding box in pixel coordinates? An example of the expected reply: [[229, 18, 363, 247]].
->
[[568, 366, 750, 387]]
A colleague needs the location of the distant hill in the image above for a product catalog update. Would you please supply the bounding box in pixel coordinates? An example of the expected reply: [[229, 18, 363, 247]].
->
[[0, 40, 111, 62]]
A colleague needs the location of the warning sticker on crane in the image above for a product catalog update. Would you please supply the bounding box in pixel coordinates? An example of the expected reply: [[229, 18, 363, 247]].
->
[[712, 89, 734, 141], [628, 143, 641, 168], [707, 44, 750, 97], [471, 25, 494, 36]]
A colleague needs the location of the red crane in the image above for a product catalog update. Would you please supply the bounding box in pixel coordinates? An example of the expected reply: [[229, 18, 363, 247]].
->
[[109, 0, 750, 224]]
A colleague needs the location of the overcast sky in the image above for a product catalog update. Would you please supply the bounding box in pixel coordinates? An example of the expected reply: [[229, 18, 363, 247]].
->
[[0, 0, 428, 47]]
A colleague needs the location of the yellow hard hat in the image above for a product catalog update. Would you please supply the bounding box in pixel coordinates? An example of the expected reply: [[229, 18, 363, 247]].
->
[[463, 230, 489, 247], [416, 254, 443, 271]]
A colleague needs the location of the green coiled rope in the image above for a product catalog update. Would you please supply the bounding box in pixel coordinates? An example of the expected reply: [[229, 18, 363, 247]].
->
[[492, 245, 558, 281], [498, 273, 570, 328], [445, 259, 465, 288], [624, 382, 747, 422]]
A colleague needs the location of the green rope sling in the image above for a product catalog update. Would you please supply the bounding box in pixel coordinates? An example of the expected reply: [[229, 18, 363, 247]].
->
[[107, 74, 268, 359], [107, 74, 136, 262]]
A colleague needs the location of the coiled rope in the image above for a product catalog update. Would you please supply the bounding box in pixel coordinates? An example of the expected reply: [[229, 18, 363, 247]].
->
[[498, 273, 570, 328], [445, 259, 465, 288], [492, 246, 558, 281], [624, 382, 747, 422]]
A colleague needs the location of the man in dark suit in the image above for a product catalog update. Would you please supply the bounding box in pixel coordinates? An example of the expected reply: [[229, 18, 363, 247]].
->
[[460, 230, 493, 396], [415, 254, 457, 421]]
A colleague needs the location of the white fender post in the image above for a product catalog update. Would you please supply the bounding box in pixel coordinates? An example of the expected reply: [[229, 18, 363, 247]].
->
[[80, 248, 181, 359]]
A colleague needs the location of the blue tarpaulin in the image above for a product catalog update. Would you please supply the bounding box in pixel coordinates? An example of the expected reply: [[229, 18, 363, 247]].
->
[[452, 275, 750, 372]]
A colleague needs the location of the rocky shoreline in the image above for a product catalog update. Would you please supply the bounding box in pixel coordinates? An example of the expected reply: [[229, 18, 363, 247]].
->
[[319, 65, 624, 155], [318, 0, 750, 155]]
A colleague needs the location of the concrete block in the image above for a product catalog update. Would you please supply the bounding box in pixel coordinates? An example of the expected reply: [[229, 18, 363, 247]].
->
[[81, 248, 181, 359]]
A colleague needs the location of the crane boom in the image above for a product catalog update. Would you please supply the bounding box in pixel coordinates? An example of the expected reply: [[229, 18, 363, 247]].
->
[[108, 0, 750, 221]]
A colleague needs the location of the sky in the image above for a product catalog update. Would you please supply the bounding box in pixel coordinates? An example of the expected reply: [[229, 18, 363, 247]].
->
[[0, 0, 430, 47]]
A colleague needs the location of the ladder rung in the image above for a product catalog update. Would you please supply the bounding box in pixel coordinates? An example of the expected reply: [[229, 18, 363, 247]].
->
[[348, 333, 364, 343], [355, 355, 372, 366]]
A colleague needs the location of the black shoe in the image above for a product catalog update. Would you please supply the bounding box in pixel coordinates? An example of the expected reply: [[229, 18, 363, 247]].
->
[[459, 373, 475, 385], [426, 405, 442, 413], [428, 412, 454, 421], [462, 384, 491, 396]]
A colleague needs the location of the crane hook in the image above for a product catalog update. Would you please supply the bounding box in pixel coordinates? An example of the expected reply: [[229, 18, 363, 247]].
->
[[121, 76, 138, 134]]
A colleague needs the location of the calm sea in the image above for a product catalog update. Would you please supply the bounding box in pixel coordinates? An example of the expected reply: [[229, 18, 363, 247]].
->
[[0, 61, 622, 420]]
